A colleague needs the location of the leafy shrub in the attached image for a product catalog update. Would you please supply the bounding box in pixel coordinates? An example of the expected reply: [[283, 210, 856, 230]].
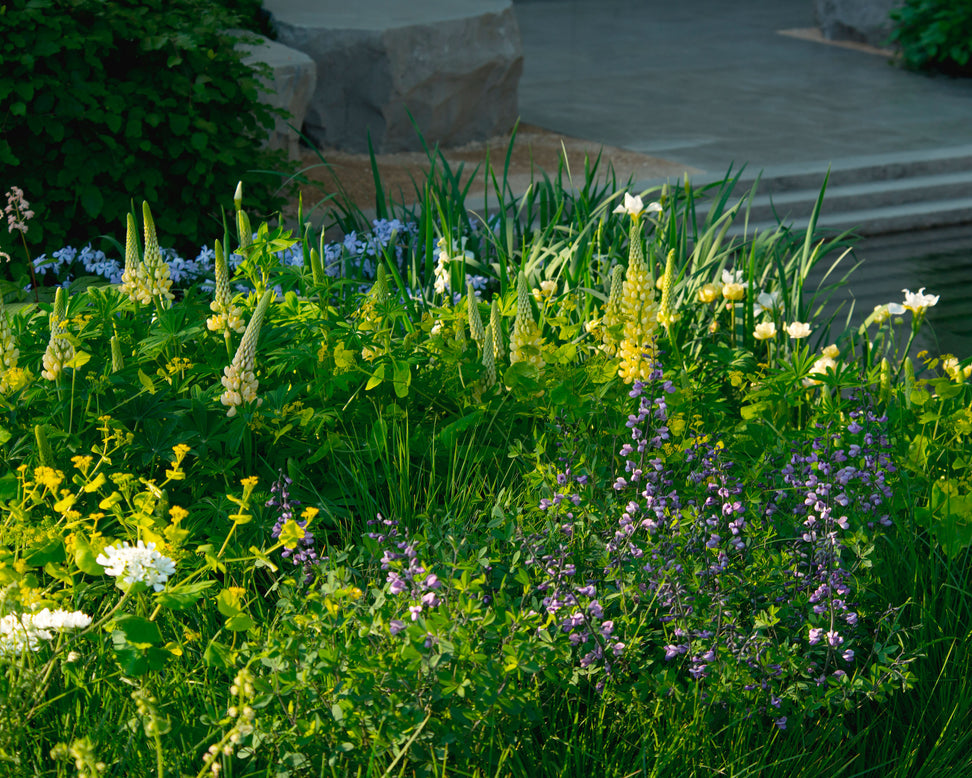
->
[[889, 0, 972, 76], [0, 0, 291, 262]]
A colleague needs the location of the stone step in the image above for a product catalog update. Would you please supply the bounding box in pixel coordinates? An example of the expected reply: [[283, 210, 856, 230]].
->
[[738, 170, 972, 226], [730, 196, 972, 238], [724, 145, 972, 194]]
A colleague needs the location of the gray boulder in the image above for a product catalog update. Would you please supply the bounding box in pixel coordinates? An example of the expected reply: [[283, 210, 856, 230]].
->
[[814, 0, 904, 48], [233, 31, 318, 160], [262, 0, 524, 153]]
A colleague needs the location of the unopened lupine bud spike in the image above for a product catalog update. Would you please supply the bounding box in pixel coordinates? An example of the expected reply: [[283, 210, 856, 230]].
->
[[482, 322, 496, 387], [310, 247, 324, 286], [35, 423, 54, 467], [110, 335, 124, 373], [237, 210, 251, 253], [490, 299, 504, 362], [233, 181, 243, 211], [467, 283, 485, 347]]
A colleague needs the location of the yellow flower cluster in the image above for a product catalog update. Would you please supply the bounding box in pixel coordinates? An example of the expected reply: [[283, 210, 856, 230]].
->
[[220, 291, 273, 417], [509, 273, 543, 369], [617, 219, 658, 383], [207, 240, 245, 335], [120, 203, 174, 306], [41, 287, 75, 382]]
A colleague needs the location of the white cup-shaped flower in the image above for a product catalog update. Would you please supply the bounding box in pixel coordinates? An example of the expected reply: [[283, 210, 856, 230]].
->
[[754, 321, 777, 340], [753, 291, 781, 316], [785, 321, 811, 339]]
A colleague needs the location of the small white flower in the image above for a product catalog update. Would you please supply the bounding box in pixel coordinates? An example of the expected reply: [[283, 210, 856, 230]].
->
[[902, 287, 939, 315], [96, 540, 176, 592], [785, 321, 811, 339], [0, 608, 91, 657]]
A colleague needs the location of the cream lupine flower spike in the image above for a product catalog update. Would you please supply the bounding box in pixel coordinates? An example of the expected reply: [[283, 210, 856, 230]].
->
[[0, 294, 22, 393], [220, 290, 273, 417], [41, 287, 75, 382], [617, 208, 659, 383], [509, 272, 542, 369], [120, 203, 174, 305], [207, 240, 245, 335]]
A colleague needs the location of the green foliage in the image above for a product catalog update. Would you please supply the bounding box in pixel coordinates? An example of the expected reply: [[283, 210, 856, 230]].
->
[[889, 0, 972, 75], [0, 0, 291, 260]]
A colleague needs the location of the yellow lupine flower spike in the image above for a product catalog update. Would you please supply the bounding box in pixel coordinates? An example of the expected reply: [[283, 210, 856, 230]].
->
[[656, 249, 678, 329]]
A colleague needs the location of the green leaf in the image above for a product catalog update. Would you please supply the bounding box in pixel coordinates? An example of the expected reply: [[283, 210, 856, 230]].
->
[[365, 363, 386, 391], [203, 639, 236, 669], [138, 369, 156, 394], [392, 359, 411, 398], [73, 532, 104, 575], [115, 614, 163, 645], [155, 580, 216, 610], [216, 587, 245, 617], [225, 612, 254, 632], [79, 186, 103, 218]]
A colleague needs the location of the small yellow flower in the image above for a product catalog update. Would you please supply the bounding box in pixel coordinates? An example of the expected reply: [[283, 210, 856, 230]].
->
[[240, 476, 259, 488], [698, 283, 720, 304], [722, 282, 746, 302], [300, 506, 319, 521], [169, 505, 189, 522]]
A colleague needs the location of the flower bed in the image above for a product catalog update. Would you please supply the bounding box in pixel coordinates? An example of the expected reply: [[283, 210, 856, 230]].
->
[[1, 157, 971, 776]]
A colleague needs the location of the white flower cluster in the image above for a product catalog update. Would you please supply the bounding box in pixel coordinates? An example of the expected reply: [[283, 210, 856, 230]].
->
[[95, 540, 176, 592], [0, 608, 92, 657]]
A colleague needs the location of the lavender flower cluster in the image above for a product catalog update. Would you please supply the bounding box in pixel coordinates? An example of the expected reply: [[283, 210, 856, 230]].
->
[[526, 362, 906, 727], [366, 514, 442, 644], [267, 472, 318, 580]]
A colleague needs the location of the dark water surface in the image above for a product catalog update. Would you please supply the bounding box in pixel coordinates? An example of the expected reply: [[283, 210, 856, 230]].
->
[[808, 226, 972, 361]]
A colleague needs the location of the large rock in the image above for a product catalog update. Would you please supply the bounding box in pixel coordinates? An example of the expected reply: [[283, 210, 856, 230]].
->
[[262, 0, 524, 153], [234, 31, 317, 160], [814, 0, 903, 48]]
